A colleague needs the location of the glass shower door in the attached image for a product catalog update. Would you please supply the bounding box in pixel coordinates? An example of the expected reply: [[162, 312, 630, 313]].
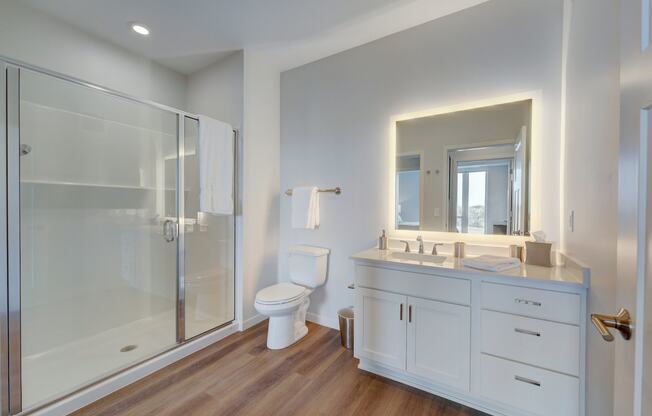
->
[[182, 117, 235, 338], [12, 68, 180, 409]]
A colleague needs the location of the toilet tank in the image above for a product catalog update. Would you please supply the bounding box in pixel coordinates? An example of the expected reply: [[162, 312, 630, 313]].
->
[[288, 245, 330, 288]]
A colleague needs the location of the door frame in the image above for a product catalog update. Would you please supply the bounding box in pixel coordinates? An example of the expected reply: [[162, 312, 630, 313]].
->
[[6, 65, 20, 416], [0, 61, 9, 416], [177, 115, 186, 343]]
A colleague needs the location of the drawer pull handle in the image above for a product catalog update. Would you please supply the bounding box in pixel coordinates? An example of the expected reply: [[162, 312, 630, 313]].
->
[[514, 375, 541, 387], [514, 328, 541, 337], [514, 298, 542, 307]]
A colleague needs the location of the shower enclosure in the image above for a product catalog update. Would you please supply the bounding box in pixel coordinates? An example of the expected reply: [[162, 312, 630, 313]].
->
[[0, 58, 236, 414]]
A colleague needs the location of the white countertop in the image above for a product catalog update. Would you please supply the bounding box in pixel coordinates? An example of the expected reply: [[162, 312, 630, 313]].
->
[[351, 248, 590, 288]]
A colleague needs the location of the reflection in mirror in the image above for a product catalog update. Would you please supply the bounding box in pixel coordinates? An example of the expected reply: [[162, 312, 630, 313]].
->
[[395, 154, 421, 230], [395, 99, 531, 235]]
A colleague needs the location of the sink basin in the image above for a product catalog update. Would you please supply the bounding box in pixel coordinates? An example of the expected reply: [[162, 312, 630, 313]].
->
[[389, 251, 447, 263]]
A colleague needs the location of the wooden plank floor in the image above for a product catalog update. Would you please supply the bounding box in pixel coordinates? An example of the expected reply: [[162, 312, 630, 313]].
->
[[74, 321, 488, 416]]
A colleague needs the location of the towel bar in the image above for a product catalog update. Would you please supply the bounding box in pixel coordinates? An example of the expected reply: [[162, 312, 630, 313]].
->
[[285, 187, 341, 196]]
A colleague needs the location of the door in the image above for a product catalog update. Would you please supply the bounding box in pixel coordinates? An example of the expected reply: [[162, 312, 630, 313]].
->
[[511, 126, 527, 235], [611, 1, 652, 415], [7, 67, 180, 411], [181, 117, 235, 339], [406, 297, 470, 391], [356, 288, 406, 369]]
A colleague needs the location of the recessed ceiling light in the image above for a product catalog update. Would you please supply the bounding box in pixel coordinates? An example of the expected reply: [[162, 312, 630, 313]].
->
[[131, 23, 150, 36]]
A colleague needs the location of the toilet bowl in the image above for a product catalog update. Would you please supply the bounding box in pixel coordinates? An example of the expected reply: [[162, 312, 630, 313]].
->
[[255, 245, 329, 349]]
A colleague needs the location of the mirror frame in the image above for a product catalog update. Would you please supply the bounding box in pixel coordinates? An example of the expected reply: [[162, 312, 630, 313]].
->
[[388, 91, 543, 243]]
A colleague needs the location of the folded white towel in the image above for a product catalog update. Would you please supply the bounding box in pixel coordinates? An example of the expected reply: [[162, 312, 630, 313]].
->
[[462, 255, 521, 272], [198, 115, 234, 215], [291, 187, 320, 229]]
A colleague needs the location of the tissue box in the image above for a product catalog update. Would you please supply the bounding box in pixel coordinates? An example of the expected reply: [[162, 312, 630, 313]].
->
[[525, 241, 552, 267]]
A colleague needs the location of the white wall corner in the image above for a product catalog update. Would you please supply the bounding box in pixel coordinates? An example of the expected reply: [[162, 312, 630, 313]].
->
[[241, 314, 268, 331], [306, 312, 339, 330]]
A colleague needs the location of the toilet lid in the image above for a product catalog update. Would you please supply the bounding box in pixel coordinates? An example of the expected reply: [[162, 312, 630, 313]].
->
[[256, 283, 305, 304]]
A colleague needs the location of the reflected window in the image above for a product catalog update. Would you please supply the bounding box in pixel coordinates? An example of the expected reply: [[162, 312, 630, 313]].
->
[[456, 170, 486, 234]]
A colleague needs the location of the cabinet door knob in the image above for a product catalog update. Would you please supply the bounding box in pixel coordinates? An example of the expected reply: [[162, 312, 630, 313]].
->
[[400, 304, 403, 320], [408, 305, 412, 323]]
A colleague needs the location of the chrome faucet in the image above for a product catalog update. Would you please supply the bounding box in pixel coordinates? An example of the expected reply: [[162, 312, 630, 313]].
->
[[431, 243, 444, 255], [399, 240, 411, 253], [416, 235, 424, 254]]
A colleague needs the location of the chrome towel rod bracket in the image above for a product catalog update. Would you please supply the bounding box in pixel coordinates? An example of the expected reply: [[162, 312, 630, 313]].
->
[[285, 187, 341, 196]]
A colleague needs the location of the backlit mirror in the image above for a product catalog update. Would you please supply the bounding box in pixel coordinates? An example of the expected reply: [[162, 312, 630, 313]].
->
[[395, 99, 532, 235]]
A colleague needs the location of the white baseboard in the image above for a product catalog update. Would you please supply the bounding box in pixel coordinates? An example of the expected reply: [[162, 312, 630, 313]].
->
[[307, 312, 339, 330], [242, 313, 267, 330], [32, 322, 239, 416]]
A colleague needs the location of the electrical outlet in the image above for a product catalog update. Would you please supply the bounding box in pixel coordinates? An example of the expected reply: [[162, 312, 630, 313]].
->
[[434, 207, 441, 217]]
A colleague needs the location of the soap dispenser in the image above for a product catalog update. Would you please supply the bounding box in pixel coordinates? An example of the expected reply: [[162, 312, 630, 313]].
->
[[378, 230, 388, 250]]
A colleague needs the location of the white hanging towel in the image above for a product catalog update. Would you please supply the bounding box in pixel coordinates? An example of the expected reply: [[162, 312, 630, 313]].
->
[[462, 255, 521, 272], [291, 187, 320, 229], [198, 115, 234, 215]]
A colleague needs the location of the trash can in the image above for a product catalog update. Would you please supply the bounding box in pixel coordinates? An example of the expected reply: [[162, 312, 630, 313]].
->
[[338, 308, 354, 349]]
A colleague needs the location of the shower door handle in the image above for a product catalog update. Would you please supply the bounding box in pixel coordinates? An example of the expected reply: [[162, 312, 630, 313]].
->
[[163, 219, 177, 242]]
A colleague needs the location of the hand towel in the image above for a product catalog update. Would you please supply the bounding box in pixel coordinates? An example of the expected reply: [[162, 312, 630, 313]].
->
[[291, 187, 320, 229], [462, 255, 521, 272], [198, 115, 233, 215]]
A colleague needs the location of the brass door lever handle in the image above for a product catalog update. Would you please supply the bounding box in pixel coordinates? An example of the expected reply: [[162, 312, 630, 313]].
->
[[591, 308, 632, 342]]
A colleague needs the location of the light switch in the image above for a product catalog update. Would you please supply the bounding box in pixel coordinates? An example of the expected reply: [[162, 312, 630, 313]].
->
[[434, 207, 441, 217]]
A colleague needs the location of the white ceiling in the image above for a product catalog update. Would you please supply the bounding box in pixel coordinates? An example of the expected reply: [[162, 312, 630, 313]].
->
[[23, 0, 487, 74]]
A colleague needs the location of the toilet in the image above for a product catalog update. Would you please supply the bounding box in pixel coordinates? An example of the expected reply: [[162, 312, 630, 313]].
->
[[255, 245, 330, 349]]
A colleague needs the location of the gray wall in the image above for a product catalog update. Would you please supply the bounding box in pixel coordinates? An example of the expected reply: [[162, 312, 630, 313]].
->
[[187, 52, 244, 128], [279, 0, 563, 328]]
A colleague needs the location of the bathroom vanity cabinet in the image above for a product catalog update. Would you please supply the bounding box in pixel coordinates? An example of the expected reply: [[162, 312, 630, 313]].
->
[[352, 249, 589, 416]]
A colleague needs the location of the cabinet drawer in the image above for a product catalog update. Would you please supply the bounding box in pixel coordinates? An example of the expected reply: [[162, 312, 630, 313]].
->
[[482, 282, 580, 324], [480, 354, 579, 416], [481, 310, 580, 376], [356, 265, 470, 305]]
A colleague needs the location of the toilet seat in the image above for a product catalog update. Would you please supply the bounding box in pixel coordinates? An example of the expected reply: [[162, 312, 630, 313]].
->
[[255, 283, 306, 305]]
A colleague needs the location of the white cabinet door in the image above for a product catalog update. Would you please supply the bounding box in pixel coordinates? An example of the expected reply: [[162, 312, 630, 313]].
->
[[356, 288, 407, 369], [406, 296, 471, 391]]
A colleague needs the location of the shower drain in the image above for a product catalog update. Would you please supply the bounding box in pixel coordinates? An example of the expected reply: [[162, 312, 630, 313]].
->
[[120, 344, 138, 353]]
